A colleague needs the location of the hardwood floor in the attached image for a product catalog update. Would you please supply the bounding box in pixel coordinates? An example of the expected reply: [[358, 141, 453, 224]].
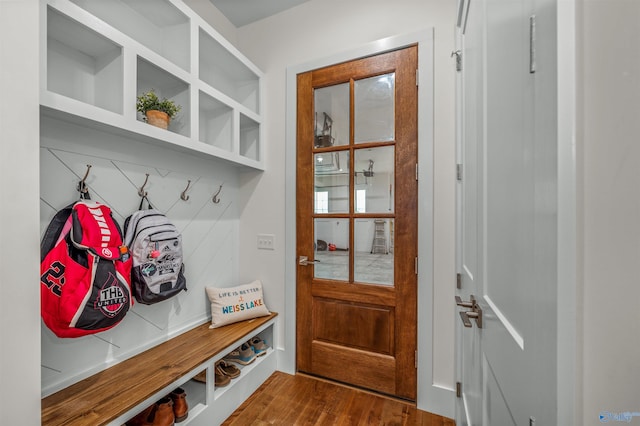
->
[[222, 372, 456, 425]]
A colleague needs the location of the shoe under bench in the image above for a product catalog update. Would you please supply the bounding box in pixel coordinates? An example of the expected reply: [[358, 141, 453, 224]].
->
[[41, 312, 278, 426]]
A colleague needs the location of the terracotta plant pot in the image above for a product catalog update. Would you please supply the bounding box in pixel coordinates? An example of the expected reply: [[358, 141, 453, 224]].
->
[[145, 110, 170, 129]]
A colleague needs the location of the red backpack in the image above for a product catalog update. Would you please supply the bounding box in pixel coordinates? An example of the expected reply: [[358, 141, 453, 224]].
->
[[40, 201, 133, 338]]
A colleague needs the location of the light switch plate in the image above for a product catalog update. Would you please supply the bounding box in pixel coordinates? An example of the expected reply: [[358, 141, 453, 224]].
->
[[257, 234, 275, 250]]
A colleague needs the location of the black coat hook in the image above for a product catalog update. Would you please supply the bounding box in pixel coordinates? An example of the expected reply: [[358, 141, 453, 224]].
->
[[181, 180, 191, 201], [212, 184, 223, 204], [138, 173, 150, 197], [77, 164, 92, 200]]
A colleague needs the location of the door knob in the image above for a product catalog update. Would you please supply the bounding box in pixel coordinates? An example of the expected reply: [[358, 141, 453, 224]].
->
[[459, 309, 482, 328], [298, 256, 320, 266], [455, 295, 482, 328]]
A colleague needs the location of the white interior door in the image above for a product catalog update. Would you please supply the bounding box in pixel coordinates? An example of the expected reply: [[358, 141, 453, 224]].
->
[[455, 0, 559, 424]]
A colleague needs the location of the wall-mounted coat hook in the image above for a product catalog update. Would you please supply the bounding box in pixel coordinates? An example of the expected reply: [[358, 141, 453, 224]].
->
[[76, 164, 92, 199], [138, 173, 150, 197], [212, 184, 223, 204], [180, 180, 191, 201]]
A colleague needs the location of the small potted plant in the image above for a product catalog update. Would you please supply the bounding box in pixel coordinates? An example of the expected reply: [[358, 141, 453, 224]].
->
[[136, 89, 181, 130]]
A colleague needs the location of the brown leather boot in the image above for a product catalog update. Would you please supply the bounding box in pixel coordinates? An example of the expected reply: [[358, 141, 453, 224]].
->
[[126, 397, 175, 426], [170, 387, 189, 423]]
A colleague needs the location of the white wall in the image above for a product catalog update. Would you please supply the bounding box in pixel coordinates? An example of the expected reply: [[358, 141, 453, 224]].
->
[[39, 118, 242, 395], [0, 0, 41, 425], [232, 0, 457, 407], [579, 1, 640, 424]]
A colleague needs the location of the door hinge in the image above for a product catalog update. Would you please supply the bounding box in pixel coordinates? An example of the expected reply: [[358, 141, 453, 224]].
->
[[529, 15, 537, 74], [416, 69, 419, 86], [456, 381, 462, 398], [456, 273, 462, 289], [415, 163, 419, 181], [415, 350, 418, 368], [415, 257, 418, 275], [456, 164, 463, 181], [451, 50, 462, 72]]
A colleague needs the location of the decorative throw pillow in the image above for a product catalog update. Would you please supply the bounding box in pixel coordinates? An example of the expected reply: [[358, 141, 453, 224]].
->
[[205, 280, 270, 328]]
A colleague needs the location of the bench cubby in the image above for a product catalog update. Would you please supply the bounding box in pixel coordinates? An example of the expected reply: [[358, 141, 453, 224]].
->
[[41, 313, 277, 425]]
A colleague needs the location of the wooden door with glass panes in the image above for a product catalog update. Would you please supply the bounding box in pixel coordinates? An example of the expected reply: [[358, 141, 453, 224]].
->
[[296, 46, 418, 400]]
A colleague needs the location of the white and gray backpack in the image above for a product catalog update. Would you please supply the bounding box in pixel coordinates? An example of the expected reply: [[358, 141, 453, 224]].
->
[[124, 197, 187, 304]]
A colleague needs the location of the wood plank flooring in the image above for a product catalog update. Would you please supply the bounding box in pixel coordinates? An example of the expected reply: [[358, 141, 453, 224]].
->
[[223, 372, 456, 425]]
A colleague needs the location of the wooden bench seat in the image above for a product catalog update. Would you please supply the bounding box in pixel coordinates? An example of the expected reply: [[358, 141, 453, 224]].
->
[[42, 312, 278, 426]]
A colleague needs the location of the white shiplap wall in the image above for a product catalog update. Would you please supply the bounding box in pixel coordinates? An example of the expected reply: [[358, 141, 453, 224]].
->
[[40, 115, 242, 396]]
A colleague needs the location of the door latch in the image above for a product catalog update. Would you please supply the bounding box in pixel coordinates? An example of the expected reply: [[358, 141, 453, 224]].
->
[[455, 295, 475, 308], [455, 295, 483, 328], [298, 256, 320, 266]]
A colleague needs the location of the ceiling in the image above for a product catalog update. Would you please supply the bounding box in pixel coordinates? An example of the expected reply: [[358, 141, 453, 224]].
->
[[208, 0, 311, 27]]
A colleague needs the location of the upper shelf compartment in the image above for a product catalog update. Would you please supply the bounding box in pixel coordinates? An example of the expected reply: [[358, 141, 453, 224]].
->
[[137, 57, 191, 138], [47, 6, 123, 114], [69, 0, 190, 72], [199, 29, 260, 114], [42, 0, 264, 171]]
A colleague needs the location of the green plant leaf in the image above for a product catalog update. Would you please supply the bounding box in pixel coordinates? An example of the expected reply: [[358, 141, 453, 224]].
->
[[136, 89, 182, 118]]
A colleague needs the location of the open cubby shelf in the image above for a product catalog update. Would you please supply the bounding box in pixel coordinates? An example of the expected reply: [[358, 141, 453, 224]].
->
[[42, 0, 264, 170]]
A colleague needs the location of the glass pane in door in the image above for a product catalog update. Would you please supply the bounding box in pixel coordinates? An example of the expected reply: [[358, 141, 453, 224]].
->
[[314, 218, 349, 281], [314, 83, 349, 147], [354, 73, 395, 143], [354, 146, 395, 214], [354, 219, 394, 285], [314, 151, 350, 214]]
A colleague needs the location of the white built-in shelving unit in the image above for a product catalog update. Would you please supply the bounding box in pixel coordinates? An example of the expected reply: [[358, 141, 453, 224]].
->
[[40, 0, 271, 423], [41, 0, 263, 170]]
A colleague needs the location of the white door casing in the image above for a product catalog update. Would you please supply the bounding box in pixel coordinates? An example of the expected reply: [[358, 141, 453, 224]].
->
[[284, 30, 451, 414]]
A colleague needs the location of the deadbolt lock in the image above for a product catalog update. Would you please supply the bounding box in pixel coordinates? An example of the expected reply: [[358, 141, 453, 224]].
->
[[455, 295, 483, 329]]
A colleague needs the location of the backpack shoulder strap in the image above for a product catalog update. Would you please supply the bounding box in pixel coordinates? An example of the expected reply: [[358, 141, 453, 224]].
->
[[40, 203, 75, 262], [111, 211, 124, 239]]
